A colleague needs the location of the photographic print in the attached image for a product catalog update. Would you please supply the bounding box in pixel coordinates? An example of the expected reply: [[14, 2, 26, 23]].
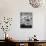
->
[[20, 12, 33, 28]]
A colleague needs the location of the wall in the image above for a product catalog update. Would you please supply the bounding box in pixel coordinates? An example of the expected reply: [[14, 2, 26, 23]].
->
[[0, 0, 46, 40]]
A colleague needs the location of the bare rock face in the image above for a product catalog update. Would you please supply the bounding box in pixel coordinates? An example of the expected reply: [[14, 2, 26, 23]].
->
[[29, 0, 43, 8]]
